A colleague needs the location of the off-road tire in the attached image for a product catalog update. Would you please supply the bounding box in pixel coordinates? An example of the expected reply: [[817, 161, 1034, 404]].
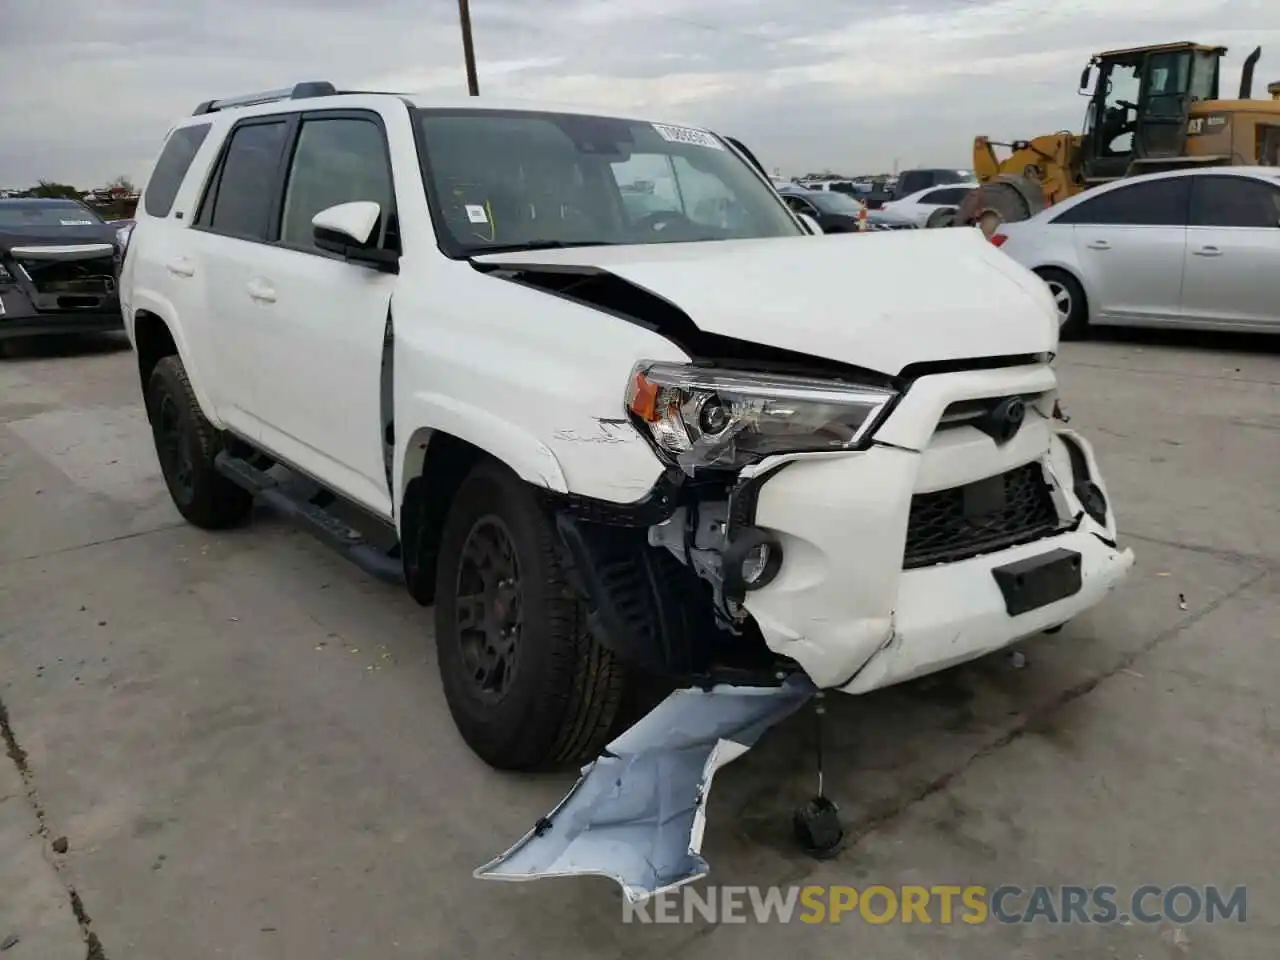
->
[[146, 355, 253, 529], [1036, 267, 1090, 341], [434, 459, 630, 771]]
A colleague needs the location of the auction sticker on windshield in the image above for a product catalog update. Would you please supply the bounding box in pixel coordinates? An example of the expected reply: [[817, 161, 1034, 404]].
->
[[652, 123, 724, 150]]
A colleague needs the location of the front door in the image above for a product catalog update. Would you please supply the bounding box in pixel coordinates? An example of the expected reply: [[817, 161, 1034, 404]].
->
[[1055, 176, 1190, 324]]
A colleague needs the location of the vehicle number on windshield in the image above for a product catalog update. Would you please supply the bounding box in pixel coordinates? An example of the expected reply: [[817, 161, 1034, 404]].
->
[[651, 123, 723, 150]]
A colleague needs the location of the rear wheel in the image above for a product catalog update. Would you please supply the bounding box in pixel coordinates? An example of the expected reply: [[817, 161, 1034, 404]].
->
[[434, 459, 631, 771], [925, 207, 957, 228], [1036, 268, 1089, 341], [146, 355, 253, 528]]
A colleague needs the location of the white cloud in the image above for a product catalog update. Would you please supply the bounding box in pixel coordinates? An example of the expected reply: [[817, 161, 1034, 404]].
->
[[1, 0, 1277, 186]]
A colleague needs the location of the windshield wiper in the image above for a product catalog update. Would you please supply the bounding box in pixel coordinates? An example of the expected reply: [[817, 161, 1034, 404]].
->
[[471, 239, 618, 255]]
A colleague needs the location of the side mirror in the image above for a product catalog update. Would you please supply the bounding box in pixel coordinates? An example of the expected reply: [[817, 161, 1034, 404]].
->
[[797, 213, 823, 235], [1078, 65, 1094, 95], [312, 201, 399, 273]]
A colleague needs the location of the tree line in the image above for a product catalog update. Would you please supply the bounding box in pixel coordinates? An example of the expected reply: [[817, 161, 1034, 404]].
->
[[8, 175, 137, 200]]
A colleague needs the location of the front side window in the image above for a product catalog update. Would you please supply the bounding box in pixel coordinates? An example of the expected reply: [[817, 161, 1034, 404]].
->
[[201, 120, 288, 240], [1099, 60, 1141, 154], [921, 187, 970, 205], [781, 194, 817, 216], [1054, 178, 1189, 226], [415, 109, 802, 256], [279, 117, 394, 251], [1190, 176, 1280, 228]]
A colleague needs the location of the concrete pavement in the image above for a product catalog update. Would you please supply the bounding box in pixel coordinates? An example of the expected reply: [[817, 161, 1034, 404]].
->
[[0, 331, 1277, 959]]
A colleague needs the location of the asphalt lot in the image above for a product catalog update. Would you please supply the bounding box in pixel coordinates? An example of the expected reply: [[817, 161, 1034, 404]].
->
[[1, 330, 1277, 959]]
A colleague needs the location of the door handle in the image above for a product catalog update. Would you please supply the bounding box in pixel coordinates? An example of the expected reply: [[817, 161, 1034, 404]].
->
[[166, 258, 195, 278], [1193, 246, 1222, 257], [246, 279, 276, 303], [1085, 240, 1111, 250]]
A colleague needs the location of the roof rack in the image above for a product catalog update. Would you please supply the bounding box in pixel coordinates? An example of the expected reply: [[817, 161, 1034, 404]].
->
[[191, 81, 339, 116]]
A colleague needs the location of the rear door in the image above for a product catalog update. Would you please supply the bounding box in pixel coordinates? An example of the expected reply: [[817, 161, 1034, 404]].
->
[[1181, 174, 1280, 330], [1054, 177, 1190, 325], [191, 116, 292, 438]]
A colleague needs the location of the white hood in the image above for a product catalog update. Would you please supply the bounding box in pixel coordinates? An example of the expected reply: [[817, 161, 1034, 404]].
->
[[473, 229, 1058, 376]]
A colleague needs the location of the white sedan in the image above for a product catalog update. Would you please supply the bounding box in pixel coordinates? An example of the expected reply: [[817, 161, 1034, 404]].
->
[[989, 166, 1280, 339], [879, 184, 977, 227]]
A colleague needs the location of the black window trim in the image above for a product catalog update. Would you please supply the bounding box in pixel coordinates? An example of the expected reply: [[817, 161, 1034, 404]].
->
[[192, 108, 399, 256], [1049, 176, 1192, 227], [272, 108, 400, 260], [1188, 173, 1280, 229]]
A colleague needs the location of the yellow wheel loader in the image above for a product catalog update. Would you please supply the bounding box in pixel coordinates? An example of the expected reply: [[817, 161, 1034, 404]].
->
[[956, 42, 1280, 235]]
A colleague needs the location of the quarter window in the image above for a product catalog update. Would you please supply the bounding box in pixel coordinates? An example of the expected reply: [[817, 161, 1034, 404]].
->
[[279, 117, 394, 251], [1053, 178, 1189, 226], [201, 120, 289, 240], [1190, 176, 1280, 228], [144, 124, 211, 218]]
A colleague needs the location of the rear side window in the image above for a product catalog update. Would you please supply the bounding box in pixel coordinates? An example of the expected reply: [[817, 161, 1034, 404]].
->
[[200, 120, 289, 240], [1053, 178, 1189, 226], [143, 124, 211, 218], [921, 187, 970, 205], [1190, 176, 1280, 228]]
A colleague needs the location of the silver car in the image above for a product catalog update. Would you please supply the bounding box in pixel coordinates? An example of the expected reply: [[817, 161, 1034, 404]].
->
[[989, 166, 1280, 339]]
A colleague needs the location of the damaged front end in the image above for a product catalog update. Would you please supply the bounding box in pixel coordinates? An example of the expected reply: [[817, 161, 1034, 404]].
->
[[0, 237, 124, 339], [481, 362, 902, 897], [477, 674, 816, 901]]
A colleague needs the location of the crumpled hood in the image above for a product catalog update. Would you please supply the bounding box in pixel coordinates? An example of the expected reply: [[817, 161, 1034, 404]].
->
[[473, 229, 1058, 376]]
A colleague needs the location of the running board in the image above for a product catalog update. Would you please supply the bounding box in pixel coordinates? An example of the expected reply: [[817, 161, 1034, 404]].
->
[[213, 451, 404, 585]]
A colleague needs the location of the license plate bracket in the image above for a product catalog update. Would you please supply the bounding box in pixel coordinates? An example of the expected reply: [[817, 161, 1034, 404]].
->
[[991, 547, 1082, 616]]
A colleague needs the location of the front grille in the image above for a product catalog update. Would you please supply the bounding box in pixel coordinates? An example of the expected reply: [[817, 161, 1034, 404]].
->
[[16, 256, 115, 295], [903, 462, 1059, 569]]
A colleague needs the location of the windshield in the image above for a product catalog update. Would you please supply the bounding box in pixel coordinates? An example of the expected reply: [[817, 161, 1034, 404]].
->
[[0, 200, 102, 229], [810, 191, 862, 215], [415, 109, 803, 256]]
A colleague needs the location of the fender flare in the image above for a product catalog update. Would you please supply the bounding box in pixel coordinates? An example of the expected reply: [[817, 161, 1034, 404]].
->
[[395, 391, 569, 503], [131, 297, 222, 428]]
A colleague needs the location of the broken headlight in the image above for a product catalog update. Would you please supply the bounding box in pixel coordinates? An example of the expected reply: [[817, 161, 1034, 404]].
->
[[625, 362, 896, 473]]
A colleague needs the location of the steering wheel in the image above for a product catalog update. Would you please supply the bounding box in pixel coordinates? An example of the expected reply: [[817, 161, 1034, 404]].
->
[[1116, 99, 1138, 112], [635, 210, 691, 233]]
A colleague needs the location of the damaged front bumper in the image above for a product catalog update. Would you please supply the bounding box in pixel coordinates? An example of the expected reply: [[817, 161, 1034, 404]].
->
[[477, 675, 816, 902], [0, 242, 123, 339], [736, 369, 1136, 693]]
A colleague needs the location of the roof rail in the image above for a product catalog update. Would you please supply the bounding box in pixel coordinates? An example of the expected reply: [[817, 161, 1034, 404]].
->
[[191, 81, 338, 116]]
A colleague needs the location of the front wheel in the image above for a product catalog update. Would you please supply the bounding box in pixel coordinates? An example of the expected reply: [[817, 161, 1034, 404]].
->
[[146, 355, 253, 528], [433, 459, 631, 771], [1036, 268, 1089, 341]]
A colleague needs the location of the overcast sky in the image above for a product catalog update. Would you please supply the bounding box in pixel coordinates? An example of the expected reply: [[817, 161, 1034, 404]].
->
[[2, 0, 1277, 188]]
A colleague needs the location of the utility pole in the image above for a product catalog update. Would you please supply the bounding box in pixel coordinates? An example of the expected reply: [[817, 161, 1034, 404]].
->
[[458, 0, 479, 96]]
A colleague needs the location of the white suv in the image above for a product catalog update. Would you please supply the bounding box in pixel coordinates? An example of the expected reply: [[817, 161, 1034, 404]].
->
[[121, 82, 1134, 774]]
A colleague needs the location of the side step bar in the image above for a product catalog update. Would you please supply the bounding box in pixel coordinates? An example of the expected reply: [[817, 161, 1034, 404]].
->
[[214, 452, 404, 585]]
